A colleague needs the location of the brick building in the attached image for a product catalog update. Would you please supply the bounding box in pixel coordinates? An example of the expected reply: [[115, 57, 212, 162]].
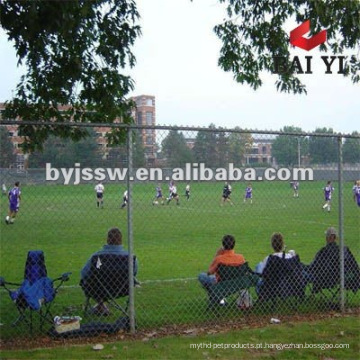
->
[[0, 94, 157, 168]]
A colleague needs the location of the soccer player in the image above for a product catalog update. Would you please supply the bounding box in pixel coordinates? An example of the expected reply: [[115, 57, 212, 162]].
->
[[185, 184, 190, 201], [221, 182, 234, 206], [244, 183, 253, 204], [153, 184, 165, 205], [121, 190, 128, 209], [167, 182, 180, 205], [94, 182, 105, 208], [353, 180, 360, 207], [2, 183, 6, 196], [322, 181, 334, 212], [292, 181, 299, 198], [5, 181, 21, 225]]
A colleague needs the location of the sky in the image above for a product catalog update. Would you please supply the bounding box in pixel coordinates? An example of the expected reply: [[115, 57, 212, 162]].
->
[[0, 0, 359, 135]]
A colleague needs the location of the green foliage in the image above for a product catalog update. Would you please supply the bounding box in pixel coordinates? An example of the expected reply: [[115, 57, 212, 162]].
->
[[192, 124, 253, 167], [214, 0, 360, 94], [271, 126, 307, 166], [0, 127, 16, 167], [0, 0, 141, 152], [228, 127, 253, 166], [29, 128, 100, 168], [193, 125, 220, 167], [309, 127, 338, 164], [161, 130, 194, 167], [343, 132, 360, 164]]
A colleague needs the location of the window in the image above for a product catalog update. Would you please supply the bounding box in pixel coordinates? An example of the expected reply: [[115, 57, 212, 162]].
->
[[146, 98, 153, 106], [146, 112, 152, 125], [262, 146, 267, 154], [146, 135, 153, 145], [16, 154, 24, 162], [137, 112, 143, 125]]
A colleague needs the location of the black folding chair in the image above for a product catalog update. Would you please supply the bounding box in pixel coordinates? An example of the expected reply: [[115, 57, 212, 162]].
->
[[80, 253, 137, 319], [257, 254, 306, 308], [0, 250, 71, 332], [308, 245, 360, 307]]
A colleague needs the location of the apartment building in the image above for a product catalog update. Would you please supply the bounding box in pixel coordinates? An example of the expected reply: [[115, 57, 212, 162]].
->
[[0, 94, 157, 167]]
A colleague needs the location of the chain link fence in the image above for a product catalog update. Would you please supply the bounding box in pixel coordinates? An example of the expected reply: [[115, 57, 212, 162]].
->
[[0, 122, 359, 342]]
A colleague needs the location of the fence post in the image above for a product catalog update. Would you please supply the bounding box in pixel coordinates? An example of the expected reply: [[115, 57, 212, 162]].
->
[[337, 135, 345, 312], [126, 127, 136, 333]]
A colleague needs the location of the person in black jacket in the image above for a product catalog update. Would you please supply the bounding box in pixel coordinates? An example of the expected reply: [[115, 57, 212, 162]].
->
[[305, 227, 360, 293]]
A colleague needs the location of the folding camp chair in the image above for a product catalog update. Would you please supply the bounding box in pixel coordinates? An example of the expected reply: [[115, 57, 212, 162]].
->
[[204, 262, 259, 308], [257, 254, 306, 308], [80, 253, 137, 320], [0, 250, 71, 332], [308, 245, 360, 307]]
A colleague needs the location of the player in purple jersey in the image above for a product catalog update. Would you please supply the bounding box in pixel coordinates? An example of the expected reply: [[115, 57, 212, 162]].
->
[[322, 181, 334, 212], [353, 180, 360, 207], [243, 183, 253, 204], [153, 185, 165, 205], [5, 181, 21, 224]]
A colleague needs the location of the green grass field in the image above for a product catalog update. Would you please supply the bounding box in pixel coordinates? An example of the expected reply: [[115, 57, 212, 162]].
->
[[0, 180, 359, 339]]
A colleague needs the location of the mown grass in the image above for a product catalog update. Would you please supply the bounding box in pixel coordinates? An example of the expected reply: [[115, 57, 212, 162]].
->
[[1, 315, 359, 359], [0, 180, 359, 339]]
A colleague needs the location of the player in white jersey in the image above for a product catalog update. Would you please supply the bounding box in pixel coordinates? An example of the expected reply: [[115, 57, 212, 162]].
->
[[94, 182, 105, 208], [121, 190, 128, 209], [185, 184, 190, 201], [291, 181, 299, 198], [167, 183, 180, 205]]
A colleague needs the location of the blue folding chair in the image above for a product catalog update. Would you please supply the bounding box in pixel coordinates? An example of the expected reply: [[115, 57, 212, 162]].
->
[[0, 250, 71, 332]]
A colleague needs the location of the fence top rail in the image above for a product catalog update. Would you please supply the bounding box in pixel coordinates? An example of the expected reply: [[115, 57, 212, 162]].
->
[[0, 120, 359, 139]]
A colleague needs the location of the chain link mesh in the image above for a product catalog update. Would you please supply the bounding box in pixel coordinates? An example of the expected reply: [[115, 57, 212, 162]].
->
[[0, 123, 359, 340]]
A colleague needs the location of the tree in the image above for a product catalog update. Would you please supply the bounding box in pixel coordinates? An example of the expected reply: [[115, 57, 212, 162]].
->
[[271, 126, 307, 166], [29, 128, 100, 168], [133, 130, 146, 168], [227, 128, 253, 166], [343, 132, 360, 164], [0, 127, 16, 168], [308, 128, 338, 164], [161, 130, 194, 168], [214, 0, 360, 94], [0, 0, 140, 152], [193, 128, 218, 167]]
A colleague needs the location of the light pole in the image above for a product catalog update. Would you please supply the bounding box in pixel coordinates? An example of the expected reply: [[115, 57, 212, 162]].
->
[[297, 137, 301, 167]]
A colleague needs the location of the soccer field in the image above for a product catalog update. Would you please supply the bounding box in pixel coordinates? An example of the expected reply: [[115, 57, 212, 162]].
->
[[0, 180, 359, 333]]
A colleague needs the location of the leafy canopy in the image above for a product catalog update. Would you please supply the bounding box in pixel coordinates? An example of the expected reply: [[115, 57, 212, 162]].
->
[[0, 0, 140, 152], [214, 0, 360, 94]]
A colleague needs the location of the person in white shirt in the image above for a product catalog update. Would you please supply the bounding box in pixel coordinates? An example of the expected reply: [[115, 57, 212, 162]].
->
[[167, 182, 180, 205], [121, 190, 128, 209], [94, 182, 105, 208], [255, 232, 296, 274]]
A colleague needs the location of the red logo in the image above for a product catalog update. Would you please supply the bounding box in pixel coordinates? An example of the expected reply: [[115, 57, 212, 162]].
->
[[290, 20, 327, 51]]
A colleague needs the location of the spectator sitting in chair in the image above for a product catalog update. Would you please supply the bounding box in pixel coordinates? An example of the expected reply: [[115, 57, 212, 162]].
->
[[80, 227, 138, 316], [304, 227, 360, 293], [198, 234, 246, 290], [255, 232, 296, 275]]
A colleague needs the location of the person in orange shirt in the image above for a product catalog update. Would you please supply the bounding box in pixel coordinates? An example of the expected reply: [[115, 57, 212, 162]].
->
[[198, 234, 246, 289]]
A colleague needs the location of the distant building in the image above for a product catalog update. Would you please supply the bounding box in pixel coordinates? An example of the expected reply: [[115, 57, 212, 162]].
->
[[245, 137, 274, 165], [131, 95, 156, 166], [0, 94, 157, 167]]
